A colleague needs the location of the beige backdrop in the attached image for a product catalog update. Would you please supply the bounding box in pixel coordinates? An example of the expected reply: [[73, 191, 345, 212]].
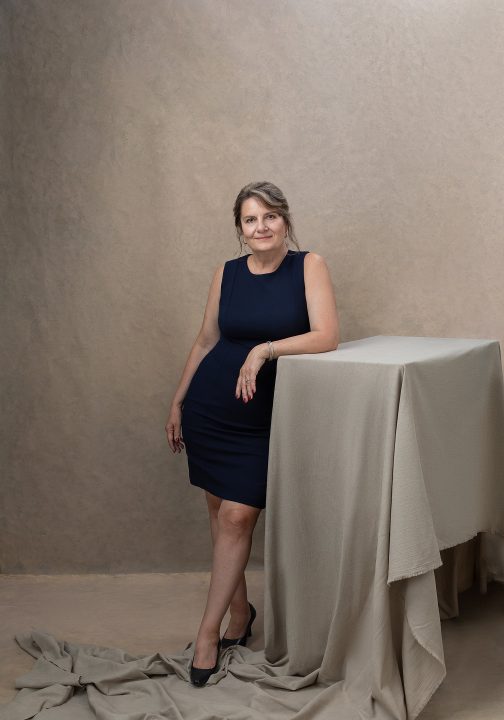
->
[[2, 0, 504, 573]]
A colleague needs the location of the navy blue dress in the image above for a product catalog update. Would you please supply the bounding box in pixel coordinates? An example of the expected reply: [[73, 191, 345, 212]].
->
[[181, 249, 311, 509]]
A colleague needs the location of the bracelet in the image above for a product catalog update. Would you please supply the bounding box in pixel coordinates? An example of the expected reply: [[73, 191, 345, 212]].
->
[[266, 340, 276, 361]]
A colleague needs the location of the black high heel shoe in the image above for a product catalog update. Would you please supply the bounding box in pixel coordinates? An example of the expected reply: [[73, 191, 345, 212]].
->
[[190, 638, 221, 687], [221, 601, 257, 648]]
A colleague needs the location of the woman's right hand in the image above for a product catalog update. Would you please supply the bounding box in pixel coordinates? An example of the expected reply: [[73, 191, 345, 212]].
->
[[165, 403, 185, 454]]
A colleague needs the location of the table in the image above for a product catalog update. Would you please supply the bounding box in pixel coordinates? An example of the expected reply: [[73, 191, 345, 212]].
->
[[3, 335, 504, 720], [264, 335, 504, 718]]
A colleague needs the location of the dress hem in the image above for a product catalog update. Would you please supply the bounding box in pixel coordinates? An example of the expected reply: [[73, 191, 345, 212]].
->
[[190, 479, 265, 510]]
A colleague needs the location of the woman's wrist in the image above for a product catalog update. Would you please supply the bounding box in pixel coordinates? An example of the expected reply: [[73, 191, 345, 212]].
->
[[256, 343, 270, 360], [260, 341, 276, 361]]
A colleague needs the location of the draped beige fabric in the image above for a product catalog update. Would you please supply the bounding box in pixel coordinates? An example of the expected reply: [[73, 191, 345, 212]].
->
[[2, 335, 504, 720]]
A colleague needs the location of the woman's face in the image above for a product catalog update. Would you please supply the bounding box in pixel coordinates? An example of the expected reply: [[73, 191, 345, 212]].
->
[[240, 197, 287, 255]]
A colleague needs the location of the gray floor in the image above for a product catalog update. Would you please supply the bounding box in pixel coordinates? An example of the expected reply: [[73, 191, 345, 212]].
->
[[1, 572, 503, 718]]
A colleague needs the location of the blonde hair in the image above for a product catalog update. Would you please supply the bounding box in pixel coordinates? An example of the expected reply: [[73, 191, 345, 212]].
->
[[232, 181, 301, 255]]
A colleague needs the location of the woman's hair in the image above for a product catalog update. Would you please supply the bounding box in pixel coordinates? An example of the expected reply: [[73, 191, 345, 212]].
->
[[232, 181, 300, 255]]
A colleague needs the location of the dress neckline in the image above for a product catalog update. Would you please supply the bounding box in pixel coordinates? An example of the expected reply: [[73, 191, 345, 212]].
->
[[245, 250, 292, 276]]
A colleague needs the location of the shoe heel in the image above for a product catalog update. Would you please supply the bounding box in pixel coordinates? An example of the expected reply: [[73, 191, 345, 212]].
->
[[221, 601, 257, 648], [240, 602, 256, 645]]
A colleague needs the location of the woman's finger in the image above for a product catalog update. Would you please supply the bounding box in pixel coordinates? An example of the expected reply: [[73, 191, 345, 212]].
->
[[166, 425, 174, 452], [174, 426, 185, 452], [236, 370, 246, 401], [247, 377, 254, 399], [242, 373, 254, 402]]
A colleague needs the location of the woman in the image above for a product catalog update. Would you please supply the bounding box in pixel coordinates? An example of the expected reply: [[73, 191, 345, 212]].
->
[[165, 181, 339, 686]]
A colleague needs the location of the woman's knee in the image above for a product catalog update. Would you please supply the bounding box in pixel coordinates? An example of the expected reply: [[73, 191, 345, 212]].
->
[[218, 501, 260, 535]]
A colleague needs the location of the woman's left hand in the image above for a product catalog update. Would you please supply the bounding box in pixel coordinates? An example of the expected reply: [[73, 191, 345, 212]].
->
[[235, 343, 269, 402]]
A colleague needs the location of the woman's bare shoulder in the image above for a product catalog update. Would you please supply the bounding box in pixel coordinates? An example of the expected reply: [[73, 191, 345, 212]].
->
[[304, 251, 326, 264], [303, 252, 331, 276]]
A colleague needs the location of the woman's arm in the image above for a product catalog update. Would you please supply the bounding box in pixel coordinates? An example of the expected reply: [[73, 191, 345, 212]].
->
[[166, 263, 224, 452], [170, 263, 224, 409], [263, 252, 340, 358], [235, 252, 340, 402]]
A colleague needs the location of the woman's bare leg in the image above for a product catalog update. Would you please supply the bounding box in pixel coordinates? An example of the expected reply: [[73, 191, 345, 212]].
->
[[192, 493, 261, 668], [205, 492, 251, 637]]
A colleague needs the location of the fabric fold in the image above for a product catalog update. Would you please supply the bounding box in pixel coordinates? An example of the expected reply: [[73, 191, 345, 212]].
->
[[2, 336, 504, 720]]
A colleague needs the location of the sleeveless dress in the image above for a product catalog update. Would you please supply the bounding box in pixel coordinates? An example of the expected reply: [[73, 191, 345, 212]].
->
[[181, 249, 311, 509]]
